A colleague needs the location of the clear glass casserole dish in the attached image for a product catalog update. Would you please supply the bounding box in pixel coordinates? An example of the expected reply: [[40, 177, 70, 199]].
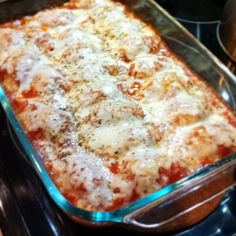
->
[[0, 0, 236, 233]]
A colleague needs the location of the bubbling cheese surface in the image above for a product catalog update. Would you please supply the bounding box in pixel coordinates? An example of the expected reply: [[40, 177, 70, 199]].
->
[[1, 0, 236, 211]]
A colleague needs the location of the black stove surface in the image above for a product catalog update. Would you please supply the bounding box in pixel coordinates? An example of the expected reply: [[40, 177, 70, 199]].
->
[[157, 0, 226, 22], [0, 1, 236, 236]]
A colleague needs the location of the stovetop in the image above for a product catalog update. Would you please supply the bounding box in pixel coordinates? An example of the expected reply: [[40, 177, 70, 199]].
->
[[0, 1, 236, 235]]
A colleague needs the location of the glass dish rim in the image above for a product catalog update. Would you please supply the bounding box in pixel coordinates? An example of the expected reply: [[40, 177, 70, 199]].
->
[[0, 0, 236, 223]]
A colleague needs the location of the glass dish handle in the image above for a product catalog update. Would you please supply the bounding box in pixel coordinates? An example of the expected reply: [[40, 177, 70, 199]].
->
[[124, 159, 236, 231]]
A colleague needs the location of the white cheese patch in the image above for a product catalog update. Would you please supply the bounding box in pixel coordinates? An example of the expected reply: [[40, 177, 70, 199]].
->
[[0, 29, 25, 65], [143, 91, 203, 125], [204, 114, 236, 146], [35, 9, 75, 27], [80, 117, 151, 156], [66, 151, 113, 206]]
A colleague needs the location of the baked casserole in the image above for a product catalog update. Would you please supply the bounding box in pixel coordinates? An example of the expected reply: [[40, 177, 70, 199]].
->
[[0, 0, 236, 212]]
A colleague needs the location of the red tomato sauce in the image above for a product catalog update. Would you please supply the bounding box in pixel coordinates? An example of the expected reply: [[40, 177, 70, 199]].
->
[[109, 162, 119, 174], [217, 144, 235, 158], [22, 86, 39, 98], [156, 162, 189, 185], [11, 99, 28, 114], [28, 128, 44, 141]]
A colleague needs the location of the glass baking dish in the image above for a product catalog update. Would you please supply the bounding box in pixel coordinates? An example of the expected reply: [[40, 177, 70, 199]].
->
[[1, 0, 236, 233]]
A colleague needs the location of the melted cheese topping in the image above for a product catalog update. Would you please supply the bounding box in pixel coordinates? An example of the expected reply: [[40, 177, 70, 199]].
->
[[1, 0, 236, 211]]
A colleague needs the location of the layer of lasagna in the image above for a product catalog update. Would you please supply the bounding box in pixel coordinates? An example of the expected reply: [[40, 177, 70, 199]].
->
[[0, 0, 236, 212]]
